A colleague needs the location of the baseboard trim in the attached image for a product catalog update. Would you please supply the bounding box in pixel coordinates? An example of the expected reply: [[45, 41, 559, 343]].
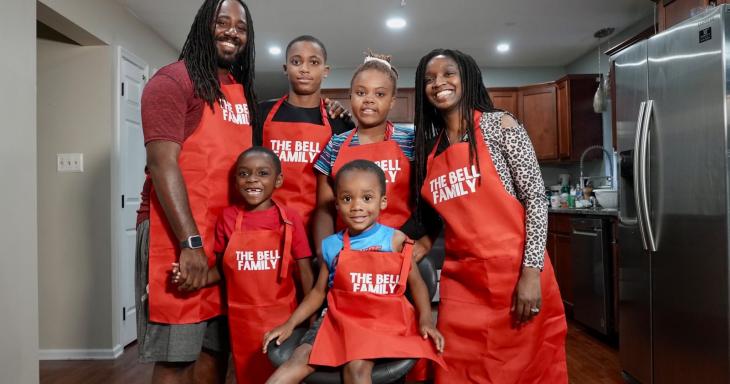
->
[[39, 344, 124, 360]]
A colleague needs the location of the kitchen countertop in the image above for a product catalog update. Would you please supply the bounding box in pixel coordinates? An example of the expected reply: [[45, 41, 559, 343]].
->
[[548, 207, 618, 216]]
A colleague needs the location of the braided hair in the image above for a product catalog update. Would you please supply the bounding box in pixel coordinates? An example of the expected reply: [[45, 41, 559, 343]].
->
[[414, 49, 496, 195], [179, 0, 259, 130]]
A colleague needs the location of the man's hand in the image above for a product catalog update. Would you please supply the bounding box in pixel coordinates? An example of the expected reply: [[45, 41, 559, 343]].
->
[[177, 247, 209, 291]]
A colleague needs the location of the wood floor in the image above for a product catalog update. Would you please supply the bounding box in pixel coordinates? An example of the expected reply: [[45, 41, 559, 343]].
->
[[40, 322, 622, 384]]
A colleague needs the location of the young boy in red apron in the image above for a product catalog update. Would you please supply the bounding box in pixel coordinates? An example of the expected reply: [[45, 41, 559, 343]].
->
[[173, 147, 313, 384], [262, 160, 445, 384], [256, 35, 354, 235]]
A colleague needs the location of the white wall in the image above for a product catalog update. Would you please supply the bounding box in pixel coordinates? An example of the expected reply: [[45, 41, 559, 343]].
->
[[37, 39, 114, 351], [36, 0, 177, 355], [0, 0, 39, 382]]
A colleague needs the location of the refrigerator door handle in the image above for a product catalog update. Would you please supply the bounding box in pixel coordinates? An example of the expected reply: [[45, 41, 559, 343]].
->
[[632, 101, 649, 250], [620, 101, 646, 227], [638, 99, 657, 252]]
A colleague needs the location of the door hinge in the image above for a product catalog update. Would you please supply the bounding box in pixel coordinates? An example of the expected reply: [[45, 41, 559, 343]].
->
[[121, 82, 125, 96], [122, 307, 126, 321], [121, 194, 125, 209]]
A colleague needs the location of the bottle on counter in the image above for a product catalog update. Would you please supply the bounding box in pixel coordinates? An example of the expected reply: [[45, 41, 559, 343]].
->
[[568, 186, 576, 208]]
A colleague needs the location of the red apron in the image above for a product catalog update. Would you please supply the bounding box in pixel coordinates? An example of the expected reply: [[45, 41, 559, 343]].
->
[[309, 232, 446, 368], [148, 76, 252, 324], [263, 96, 332, 230], [223, 201, 297, 384], [331, 122, 412, 229], [421, 111, 568, 383]]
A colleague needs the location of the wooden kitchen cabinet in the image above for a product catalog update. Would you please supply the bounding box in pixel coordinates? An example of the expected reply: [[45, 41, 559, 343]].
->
[[555, 75, 603, 161], [488, 88, 519, 118], [519, 83, 558, 161], [321, 88, 415, 123], [656, 0, 725, 32], [548, 213, 574, 310]]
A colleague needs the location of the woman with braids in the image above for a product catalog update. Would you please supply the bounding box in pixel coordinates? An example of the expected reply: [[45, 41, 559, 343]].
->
[[135, 0, 257, 382], [413, 49, 568, 383]]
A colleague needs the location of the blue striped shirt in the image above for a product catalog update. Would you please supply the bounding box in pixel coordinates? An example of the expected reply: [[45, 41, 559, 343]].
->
[[313, 123, 415, 176]]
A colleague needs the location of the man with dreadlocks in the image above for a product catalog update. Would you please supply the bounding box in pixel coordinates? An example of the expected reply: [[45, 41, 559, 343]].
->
[[134, 0, 257, 382]]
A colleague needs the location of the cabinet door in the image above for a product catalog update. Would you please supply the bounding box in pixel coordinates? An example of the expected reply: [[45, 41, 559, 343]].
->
[[658, 0, 707, 31], [489, 89, 519, 118], [546, 233, 556, 267], [556, 80, 571, 159], [389, 89, 414, 123], [555, 233, 573, 306], [519, 84, 558, 160]]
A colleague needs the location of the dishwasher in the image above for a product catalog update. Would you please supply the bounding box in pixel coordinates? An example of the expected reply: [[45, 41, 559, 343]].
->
[[570, 217, 612, 335]]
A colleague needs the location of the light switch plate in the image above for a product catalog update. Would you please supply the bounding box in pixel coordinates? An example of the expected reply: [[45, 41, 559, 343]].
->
[[57, 153, 84, 172]]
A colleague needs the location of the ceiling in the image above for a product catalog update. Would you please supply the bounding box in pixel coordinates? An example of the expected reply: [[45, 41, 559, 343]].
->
[[117, 0, 653, 71]]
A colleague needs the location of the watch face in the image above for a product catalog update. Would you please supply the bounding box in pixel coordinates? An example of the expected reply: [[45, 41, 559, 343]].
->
[[190, 236, 203, 248]]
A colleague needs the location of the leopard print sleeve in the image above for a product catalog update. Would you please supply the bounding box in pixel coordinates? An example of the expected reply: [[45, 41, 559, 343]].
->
[[480, 112, 547, 270]]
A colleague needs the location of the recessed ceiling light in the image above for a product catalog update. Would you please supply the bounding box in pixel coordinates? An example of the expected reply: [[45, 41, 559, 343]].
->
[[496, 43, 510, 53], [386, 17, 407, 29], [268, 46, 282, 55]]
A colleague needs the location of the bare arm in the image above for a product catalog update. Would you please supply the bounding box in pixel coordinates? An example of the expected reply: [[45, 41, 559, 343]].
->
[[296, 258, 315, 297], [312, 172, 336, 260], [398, 231, 445, 353], [146, 140, 208, 291], [262, 261, 330, 352]]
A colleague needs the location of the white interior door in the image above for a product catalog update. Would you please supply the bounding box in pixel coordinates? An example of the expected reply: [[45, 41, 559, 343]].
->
[[119, 49, 148, 347]]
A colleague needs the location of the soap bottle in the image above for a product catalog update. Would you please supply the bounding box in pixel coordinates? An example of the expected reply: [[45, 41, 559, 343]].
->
[[568, 186, 576, 208]]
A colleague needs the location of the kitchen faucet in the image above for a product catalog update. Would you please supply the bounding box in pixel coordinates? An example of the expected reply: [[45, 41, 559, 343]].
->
[[579, 145, 615, 189]]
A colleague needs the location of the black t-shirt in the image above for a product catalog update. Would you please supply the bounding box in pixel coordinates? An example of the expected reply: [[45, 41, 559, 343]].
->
[[253, 98, 354, 145]]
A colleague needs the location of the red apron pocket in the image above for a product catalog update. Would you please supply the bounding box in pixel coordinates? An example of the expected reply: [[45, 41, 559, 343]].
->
[[483, 255, 521, 309]]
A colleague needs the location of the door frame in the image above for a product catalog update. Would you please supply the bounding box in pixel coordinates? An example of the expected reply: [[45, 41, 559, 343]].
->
[[111, 45, 149, 352]]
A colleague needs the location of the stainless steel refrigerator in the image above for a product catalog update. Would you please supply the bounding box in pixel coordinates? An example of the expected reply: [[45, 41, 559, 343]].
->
[[612, 5, 730, 383]]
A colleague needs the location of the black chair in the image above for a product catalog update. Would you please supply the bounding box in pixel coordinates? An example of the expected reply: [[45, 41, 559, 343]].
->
[[267, 257, 439, 384]]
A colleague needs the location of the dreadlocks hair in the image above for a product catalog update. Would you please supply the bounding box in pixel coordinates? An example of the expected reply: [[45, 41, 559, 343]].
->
[[179, 0, 259, 130], [413, 49, 496, 205], [350, 50, 399, 96], [286, 35, 328, 61]]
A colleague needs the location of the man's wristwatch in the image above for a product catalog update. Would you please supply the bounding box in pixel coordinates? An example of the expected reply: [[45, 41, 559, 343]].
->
[[180, 235, 203, 250]]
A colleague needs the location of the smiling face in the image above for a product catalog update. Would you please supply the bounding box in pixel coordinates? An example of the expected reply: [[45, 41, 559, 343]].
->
[[335, 169, 387, 236], [284, 41, 329, 96], [423, 55, 463, 114], [350, 69, 396, 129], [235, 152, 282, 211], [213, 0, 248, 69]]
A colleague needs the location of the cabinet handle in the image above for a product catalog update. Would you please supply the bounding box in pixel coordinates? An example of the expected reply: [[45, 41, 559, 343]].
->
[[572, 230, 599, 237]]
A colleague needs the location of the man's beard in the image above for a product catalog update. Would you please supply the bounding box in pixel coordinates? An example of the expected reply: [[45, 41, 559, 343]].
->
[[217, 54, 236, 69]]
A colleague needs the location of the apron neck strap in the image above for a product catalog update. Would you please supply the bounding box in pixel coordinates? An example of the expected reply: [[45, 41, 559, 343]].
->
[[397, 239, 414, 289], [342, 230, 352, 250], [234, 209, 244, 232], [273, 199, 294, 279]]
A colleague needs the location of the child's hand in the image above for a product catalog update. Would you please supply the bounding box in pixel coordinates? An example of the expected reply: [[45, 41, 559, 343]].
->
[[420, 323, 445, 354], [170, 262, 182, 285], [262, 322, 295, 354]]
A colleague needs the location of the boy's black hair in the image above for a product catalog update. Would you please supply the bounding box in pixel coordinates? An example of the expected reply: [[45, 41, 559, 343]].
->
[[350, 51, 398, 95], [335, 160, 386, 196], [413, 49, 496, 207], [285, 35, 327, 61], [237, 146, 282, 175], [179, 0, 259, 131]]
